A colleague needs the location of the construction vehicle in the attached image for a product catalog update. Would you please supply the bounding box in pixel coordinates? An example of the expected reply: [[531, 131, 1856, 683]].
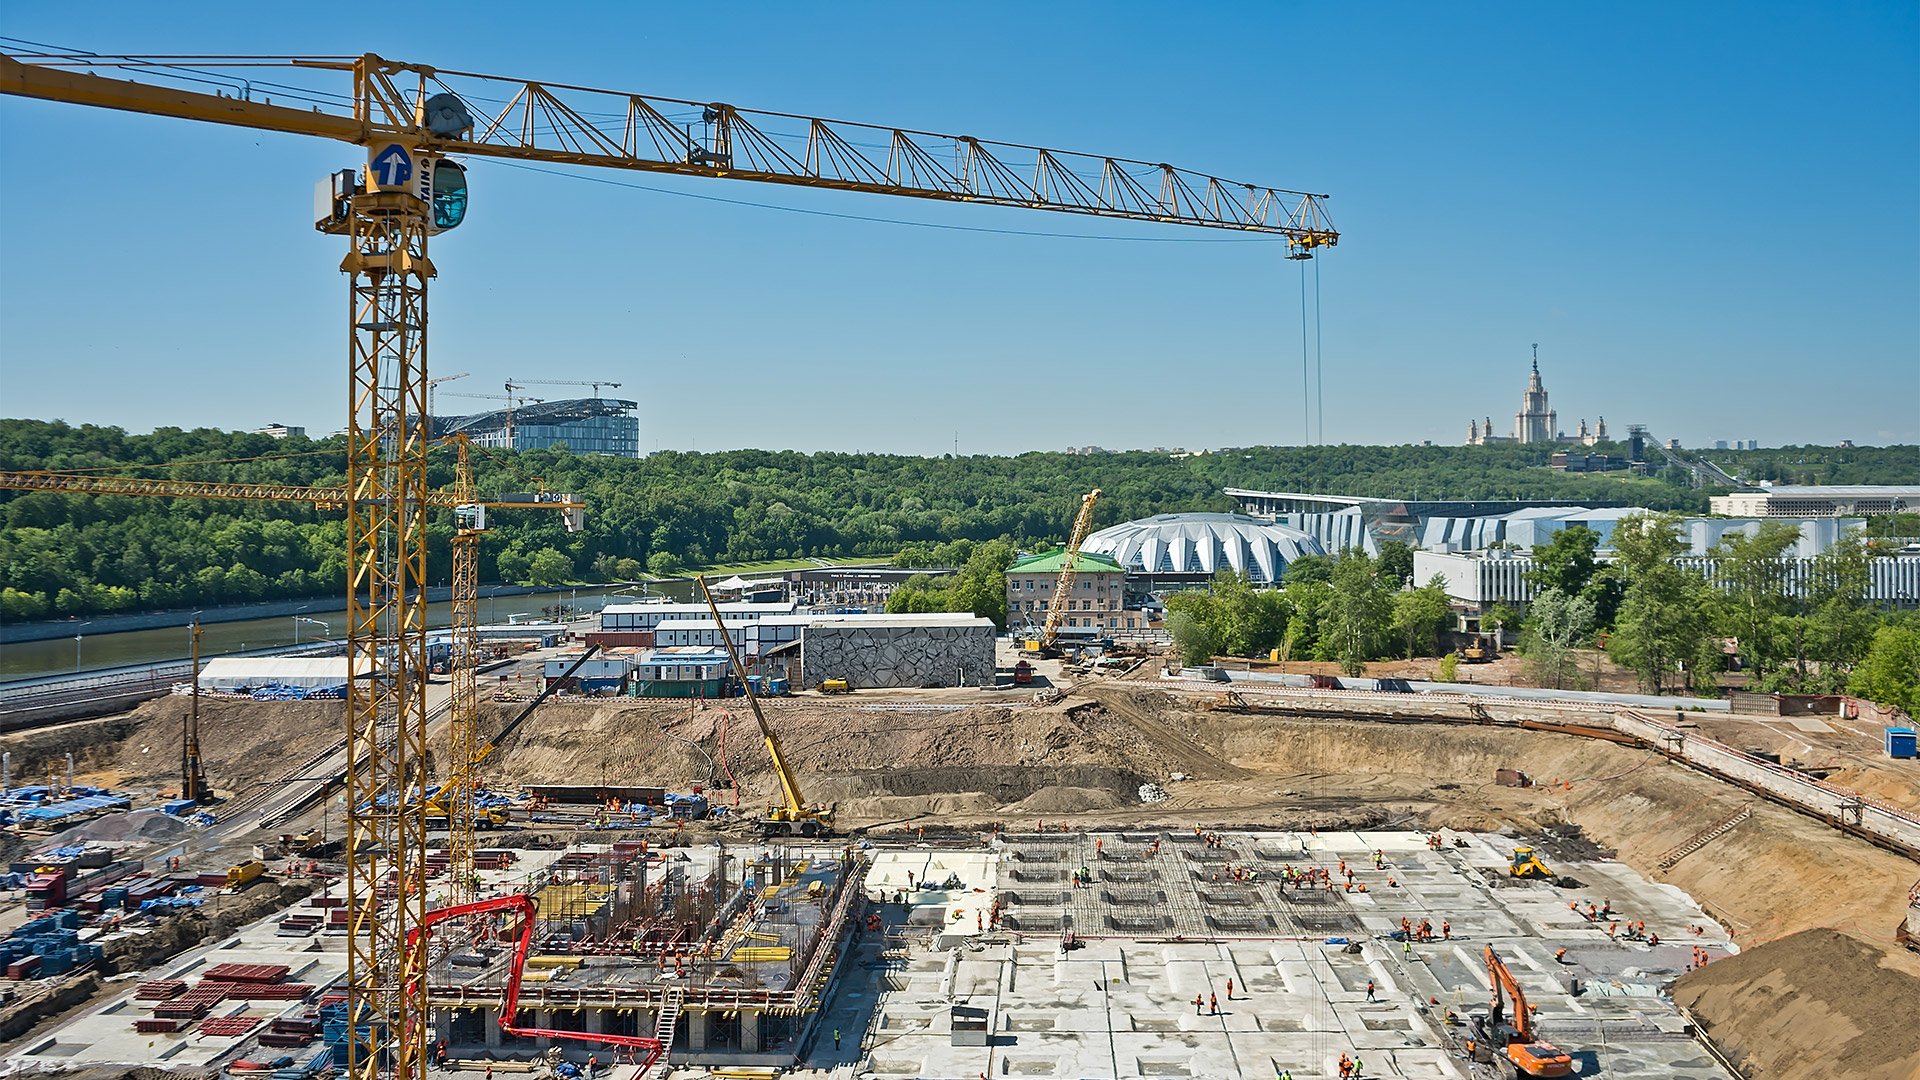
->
[[1468, 947, 1574, 1078], [1463, 635, 1496, 663], [182, 621, 213, 804], [225, 860, 267, 890], [3, 47, 1333, 1080], [1509, 847, 1554, 879], [1023, 489, 1102, 658], [697, 576, 834, 836], [1012, 660, 1034, 686], [817, 678, 851, 695]]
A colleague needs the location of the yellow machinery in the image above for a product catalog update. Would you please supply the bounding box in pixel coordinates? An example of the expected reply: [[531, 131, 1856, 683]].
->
[[225, 860, 267, 890], [817, 678, 851, 694], [697, 576, 834, 836], [1024, 489, 1103, 657], [1510, 846, 1554, 879], [3, 48, 1335, 1080]]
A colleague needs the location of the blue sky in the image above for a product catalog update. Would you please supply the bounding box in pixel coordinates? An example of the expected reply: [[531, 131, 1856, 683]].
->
[[1, 2, 1915, 453]]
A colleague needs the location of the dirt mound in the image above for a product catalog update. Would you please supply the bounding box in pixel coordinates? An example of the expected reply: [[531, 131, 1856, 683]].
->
[[1673, 928, 1920, 1080], [478, 696, 1189, 825], [63, 808, 193, 844]]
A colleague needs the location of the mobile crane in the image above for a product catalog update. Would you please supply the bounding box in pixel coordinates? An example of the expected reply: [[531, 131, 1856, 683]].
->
[[1025, 488, 1102, 658], [696, 575, 833, 837], [1469, 946, 1575, 1079], [3, 47, 1333, 1080]]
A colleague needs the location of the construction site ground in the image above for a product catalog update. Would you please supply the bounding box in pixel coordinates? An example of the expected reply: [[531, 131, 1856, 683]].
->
[[1, 662, 1915, 1077]]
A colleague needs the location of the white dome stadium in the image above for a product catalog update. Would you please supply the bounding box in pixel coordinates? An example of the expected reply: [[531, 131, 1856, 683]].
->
[[1081, 513, 1325, 584]]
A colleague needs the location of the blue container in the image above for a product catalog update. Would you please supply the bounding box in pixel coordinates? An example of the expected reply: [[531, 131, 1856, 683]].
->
[[1887, 727, 1918, 760]]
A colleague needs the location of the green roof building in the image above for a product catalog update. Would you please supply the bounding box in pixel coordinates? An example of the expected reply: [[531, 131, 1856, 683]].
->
[[1005, 549, 1139, 633]]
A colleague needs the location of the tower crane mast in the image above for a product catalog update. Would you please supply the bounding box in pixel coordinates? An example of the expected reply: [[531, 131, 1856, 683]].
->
[[3, 48, 1335, 1080]]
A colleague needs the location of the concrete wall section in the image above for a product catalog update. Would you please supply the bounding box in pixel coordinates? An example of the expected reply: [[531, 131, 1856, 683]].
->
[[1617, 710, 1920, 857], [800, 620, 995, 689]]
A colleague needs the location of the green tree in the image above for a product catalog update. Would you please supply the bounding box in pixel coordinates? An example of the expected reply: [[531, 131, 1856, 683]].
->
[[646, 551, 684, 578], [528, 547, 573, 586], [1320, 552, 1392, 674], [1482, 603, 1520, 637], [497, 546, 533, 583], [1435, 652, 1461, 683], [1612, 563, 1711, 694], [1167, 608, 1224, 666], [1848, 625, 1920, 717], [1708, 521, 1802, 677], [1375, 540, 1414, 589], [1283, 554, 1332, 585], [1527, 525, 1600, 597], [1390, 576, 1452, 658], [1520, 587, 1596, 690]]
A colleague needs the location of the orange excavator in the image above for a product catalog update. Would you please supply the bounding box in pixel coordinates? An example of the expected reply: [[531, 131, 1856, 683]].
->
[[1467, 946, 1575, 1078]]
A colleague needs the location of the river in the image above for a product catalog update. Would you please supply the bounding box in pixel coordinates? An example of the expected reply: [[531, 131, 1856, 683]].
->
[[0, 583, 689, 681]]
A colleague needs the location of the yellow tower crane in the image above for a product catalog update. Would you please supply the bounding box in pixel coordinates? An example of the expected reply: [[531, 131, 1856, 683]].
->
[[1027, 488, 1104, 657], [3, 48, 1335, 1080]]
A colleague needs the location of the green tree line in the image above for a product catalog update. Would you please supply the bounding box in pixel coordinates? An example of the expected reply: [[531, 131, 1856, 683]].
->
[[3, 417, 1914, 622]]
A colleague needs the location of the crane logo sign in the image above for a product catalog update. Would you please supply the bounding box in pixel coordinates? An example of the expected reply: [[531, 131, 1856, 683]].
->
[[370, 143, 413, 188]]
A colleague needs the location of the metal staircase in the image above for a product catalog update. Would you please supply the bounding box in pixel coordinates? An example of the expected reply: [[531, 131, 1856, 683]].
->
[[1657, 806, 1752, 871]]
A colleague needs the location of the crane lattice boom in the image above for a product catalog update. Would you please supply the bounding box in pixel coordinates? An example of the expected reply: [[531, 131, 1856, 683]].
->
[[1, 52, 1337, 250], [1039, 489, 1102, 651]]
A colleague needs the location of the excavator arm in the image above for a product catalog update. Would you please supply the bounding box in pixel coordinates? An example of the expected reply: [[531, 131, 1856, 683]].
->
[[1480, 947, 1574, 1078]]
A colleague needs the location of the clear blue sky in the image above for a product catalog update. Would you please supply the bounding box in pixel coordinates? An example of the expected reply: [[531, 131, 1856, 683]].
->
[[1, 2, 1915, 453]]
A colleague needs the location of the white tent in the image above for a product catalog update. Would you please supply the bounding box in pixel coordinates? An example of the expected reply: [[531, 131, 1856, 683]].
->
[[198, 657, 352, 691]]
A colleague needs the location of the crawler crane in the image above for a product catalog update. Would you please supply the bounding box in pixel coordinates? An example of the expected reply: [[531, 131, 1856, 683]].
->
[[696, 575, 833, 836], [1025, 488, 1103, 658]]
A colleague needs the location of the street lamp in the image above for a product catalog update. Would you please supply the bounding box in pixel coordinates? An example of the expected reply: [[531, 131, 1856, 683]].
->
[[294, 616, 331, 645]]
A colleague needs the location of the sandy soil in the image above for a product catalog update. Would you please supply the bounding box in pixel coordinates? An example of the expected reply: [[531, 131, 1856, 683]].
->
[[0, 696, 344, 801], [14, 676, 1917, 1068], [1673, 928, 1920, 1080]]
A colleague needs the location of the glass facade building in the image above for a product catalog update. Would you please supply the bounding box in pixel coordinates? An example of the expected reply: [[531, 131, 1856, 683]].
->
[[440, 398, 640, 458]]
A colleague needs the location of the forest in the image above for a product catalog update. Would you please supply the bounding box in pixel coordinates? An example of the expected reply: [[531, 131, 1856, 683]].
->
[[1, 417, 1913, 620]]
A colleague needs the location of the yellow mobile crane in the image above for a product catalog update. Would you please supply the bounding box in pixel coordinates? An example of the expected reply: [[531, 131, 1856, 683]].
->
[[1025, 488, 1103, 657], [3, 48, 1334, 1080], [696, 575, 833, 837]]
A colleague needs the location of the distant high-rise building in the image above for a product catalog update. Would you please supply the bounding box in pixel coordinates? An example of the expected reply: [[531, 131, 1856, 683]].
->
[[1466, 348, 1604, 446], [1514, 358, 1557, 444], [253, 423, 305, 439]]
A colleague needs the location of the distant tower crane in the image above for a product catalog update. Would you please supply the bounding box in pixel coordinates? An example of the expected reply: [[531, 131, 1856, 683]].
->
[[506, 377, 623, 398], [2, 48, 1334, 1080], [440, 390, 542, 449], [424, 371, 468, 417]]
